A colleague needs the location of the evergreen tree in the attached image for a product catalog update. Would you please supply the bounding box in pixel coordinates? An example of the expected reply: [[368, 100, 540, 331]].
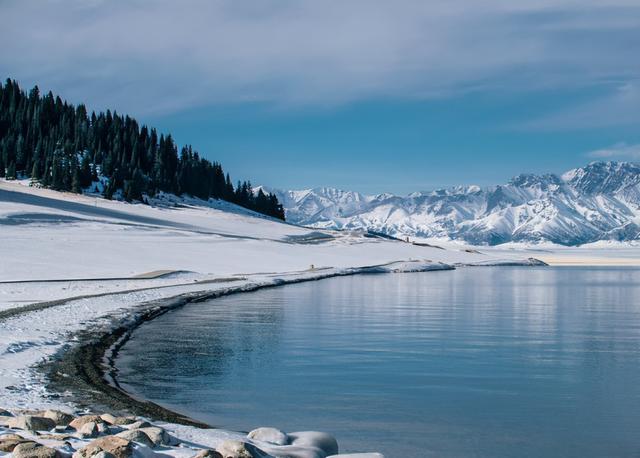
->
[[6, 161, 16, 180], [0, 79, 286, 220], [31, 160, 40, 181], [72, 166, 82, 194]]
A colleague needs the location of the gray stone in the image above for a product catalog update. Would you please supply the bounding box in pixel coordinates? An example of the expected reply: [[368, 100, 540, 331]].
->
[[137, 427, 174, 446], [124, 420, 151, 430], [247, 427, 288, 446], [7, 415, 56, 432], [41, 410, 75, 427], [115, 430, 153, 448], [12, 442, 58, 458]]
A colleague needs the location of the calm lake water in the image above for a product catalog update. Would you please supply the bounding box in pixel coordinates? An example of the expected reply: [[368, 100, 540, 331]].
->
[[116, 267, 640, 457]]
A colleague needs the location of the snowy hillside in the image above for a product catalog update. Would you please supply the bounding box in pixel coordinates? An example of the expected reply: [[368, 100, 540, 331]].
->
[[0, 179, 539, 288], [265, 162, 640, 246]]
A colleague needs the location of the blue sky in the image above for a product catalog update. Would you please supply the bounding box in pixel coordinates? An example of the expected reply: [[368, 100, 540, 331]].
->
[[1, 1, 639, 194], [143, 87, 640, 194]]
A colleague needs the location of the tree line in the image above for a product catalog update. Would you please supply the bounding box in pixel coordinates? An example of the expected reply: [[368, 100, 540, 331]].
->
[[0, 79, 285, 220]]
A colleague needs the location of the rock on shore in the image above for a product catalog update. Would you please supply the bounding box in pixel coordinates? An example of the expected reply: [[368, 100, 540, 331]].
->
[[0, 408, 383, 458]]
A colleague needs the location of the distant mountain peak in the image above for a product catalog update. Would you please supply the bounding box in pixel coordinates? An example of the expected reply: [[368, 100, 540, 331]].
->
[[508, 173, 563, 188], [266, 161, 640, 246]]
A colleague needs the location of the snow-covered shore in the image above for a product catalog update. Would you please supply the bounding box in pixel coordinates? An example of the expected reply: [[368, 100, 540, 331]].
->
[[0, 179, 604, 458]]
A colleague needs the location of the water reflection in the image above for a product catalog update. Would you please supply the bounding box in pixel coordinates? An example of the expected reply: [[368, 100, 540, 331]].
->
[[116, 267, 640, 457]]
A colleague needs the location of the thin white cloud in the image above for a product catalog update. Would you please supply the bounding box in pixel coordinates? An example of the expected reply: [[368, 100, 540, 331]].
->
[[0, 0, 639, 117], [587, 142, 640, 160], [519, 82, 640, 130]]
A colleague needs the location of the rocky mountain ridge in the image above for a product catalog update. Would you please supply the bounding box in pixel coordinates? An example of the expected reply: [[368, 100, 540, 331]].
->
[[263, 161, 640, 245]]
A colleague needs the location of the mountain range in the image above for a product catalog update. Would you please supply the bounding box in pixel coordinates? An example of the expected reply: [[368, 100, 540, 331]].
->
[[263, 161, 640, 246]]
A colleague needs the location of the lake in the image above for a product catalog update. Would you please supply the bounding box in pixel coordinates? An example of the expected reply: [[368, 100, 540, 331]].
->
[[115, 267, 640, 457]]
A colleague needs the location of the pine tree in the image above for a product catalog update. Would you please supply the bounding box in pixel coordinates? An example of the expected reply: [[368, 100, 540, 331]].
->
[[0, 79, 286, 219], [72, 166, 82, 194], [31, 161, 40, 181], [6, 161, 16, 180]]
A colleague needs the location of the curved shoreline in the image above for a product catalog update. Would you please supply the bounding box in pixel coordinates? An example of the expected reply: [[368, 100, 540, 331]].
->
[[42, 263, 456, 429]]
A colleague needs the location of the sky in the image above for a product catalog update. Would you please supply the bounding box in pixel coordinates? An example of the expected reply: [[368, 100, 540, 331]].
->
[[1, 0, 639, 194]]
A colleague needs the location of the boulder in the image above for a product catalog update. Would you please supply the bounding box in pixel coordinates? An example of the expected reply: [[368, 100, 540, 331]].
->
[[124, 421, 151, 430], [98, 414, 117, 425], [0, 438, 26, 452], [73, 436, 133, 458], [41, 410, 75, 427], [0, 434, 29, 452], [215, 440, 265, 458], [288, 432, 338, 456], [12, 441, 58, 458], [100, 415, 136, 426], [69, 415, 104, 431], [77, 421, 100, 439], [7, 415, 56, 432], [115, 430, 154, 448], [194, 450, 223, 458], [247, 427, 288, 446], [0, 408, 13, 416], [137, 427, 174, 446], [0, 433, 26, 440]]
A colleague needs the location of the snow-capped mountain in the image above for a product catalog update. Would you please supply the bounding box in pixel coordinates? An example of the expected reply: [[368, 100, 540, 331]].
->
[[263, 162, 640, 246]]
